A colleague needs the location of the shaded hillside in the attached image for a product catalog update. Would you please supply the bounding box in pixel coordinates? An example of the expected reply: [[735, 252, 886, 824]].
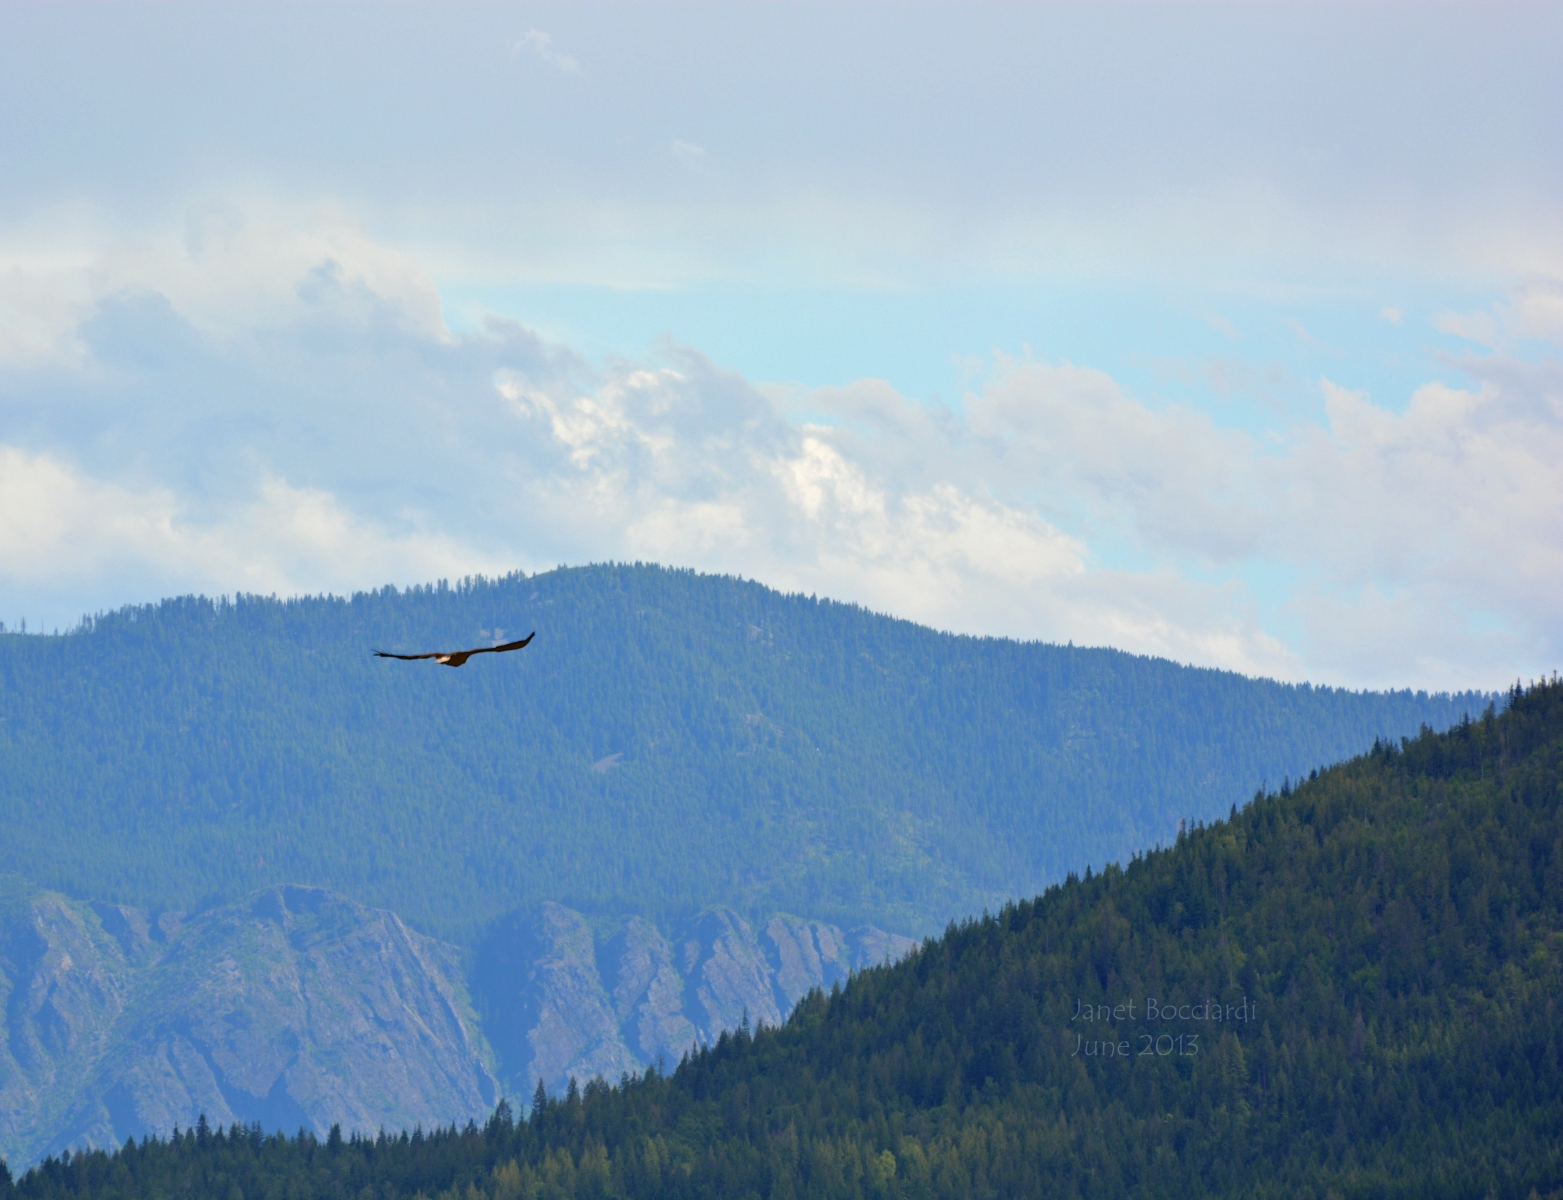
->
[[0, 563, 1486, 940], [12, 678, 1560, 1199]]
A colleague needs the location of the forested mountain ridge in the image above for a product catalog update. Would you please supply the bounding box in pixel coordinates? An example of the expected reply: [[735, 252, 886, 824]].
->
[[10, 678, 1559, 1200], [0, 564, 1487, 942]]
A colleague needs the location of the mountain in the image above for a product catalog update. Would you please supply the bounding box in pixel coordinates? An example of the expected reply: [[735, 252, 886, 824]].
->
[[0, 882, 496, 1168], [471, 903, 915, 1098], [0, 563, 1488, 942], [0, 879, 912, 1169], [10, 678, 1557, 1198]]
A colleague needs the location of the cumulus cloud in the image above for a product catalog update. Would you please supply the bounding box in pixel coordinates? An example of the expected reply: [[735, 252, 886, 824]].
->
[[1509, 282, 1563, 346], [0, 213, 1554, 688], [488, 361, 1297, 677], [0, 447, 497, 628], [1439, 280, 1563, 351], [0, 204, 448, 371]]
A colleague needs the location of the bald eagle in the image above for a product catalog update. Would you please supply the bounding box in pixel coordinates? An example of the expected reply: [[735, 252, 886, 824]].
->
[[373, 632, 535, 668]]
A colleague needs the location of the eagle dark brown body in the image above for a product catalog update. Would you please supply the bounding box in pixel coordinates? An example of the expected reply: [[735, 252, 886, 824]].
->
[[373, 631, 535, 667]]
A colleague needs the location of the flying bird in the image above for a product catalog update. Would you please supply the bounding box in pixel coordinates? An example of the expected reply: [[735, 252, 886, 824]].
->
[[373, 632, 535, 668]]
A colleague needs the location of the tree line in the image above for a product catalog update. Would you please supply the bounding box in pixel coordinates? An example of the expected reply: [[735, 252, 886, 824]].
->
[[6, 677, 1558, 1198]]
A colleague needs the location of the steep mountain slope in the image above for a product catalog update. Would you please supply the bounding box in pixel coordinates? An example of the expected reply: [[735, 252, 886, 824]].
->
[[13, 679, 1557, 1198], [472, 904, 914, 1098], [0, 881, 911, 1169], [0, 564, 1485, 941], [0, 883, 496, 1168]]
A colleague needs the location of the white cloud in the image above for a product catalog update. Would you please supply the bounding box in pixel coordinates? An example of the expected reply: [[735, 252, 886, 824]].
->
[[511, 31, 582, 76], [0, 204, 450, 369], [1435, 309, 1501, 348], [671, 141, 708, 172], [2, 211, 1555, 689], [0, 447, 498, 615], [1284, 318, 1343, 357], [3, 6, 1558, 298], [1289, 583, 1532, 697], [752, 354, 1559, 687], [480, 343, 1557, 687], [953, 361, 1561, 687], [1509, 281, 1563, 346], [1439, 280, 1563, 352], [0, 447, 183, 584]]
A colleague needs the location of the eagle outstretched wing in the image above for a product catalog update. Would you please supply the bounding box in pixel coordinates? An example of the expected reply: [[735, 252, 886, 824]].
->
[[374, 632, 535, 668]]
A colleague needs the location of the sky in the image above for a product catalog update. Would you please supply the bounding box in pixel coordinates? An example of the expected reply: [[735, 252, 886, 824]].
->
[[0, 1, 1559, 691]]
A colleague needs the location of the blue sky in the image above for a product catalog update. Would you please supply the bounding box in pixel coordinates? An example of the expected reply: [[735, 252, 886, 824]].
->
[[1, 2, 1559, 689]]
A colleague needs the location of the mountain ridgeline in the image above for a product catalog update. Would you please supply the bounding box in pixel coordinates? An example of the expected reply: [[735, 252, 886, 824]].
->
[[0, 563, 1486, 941], [10, 678, 1560, 1199]]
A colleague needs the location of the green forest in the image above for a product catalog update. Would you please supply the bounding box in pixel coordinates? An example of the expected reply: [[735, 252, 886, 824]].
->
[[7, 677, 1558, 1199], [0, 564, 1486, 941]]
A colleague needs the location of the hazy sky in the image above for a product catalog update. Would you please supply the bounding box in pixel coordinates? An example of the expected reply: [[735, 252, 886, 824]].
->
[[1, 2, 1559, 690]]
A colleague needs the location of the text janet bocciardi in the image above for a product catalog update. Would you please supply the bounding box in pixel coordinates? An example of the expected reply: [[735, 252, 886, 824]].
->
[[1071, 997, 1257, 1023], [1068, 996, 1257, 1060]]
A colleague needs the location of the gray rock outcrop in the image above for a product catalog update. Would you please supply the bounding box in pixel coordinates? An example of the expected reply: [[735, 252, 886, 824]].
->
[[682, 907, 785, 1036], [475, 904, 917, 1097], [1, 882, 916, 1169], [0, 883, 497, 1168], [600, 917, 696, 1067]]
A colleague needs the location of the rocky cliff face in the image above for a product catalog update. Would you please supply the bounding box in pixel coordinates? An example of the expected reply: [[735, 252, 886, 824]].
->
[[0, 888, 149, 1171], [475, 903, 917, 1096], [1, 882, 915, 1170], [0, 883, 497, 1168]]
